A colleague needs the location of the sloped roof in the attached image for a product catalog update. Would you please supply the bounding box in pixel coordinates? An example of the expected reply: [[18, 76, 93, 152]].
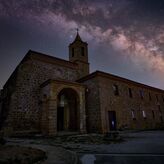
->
[[24, 50, 78, 69], [77, 70, 164, 93], [3, 50, 78, 89], [69, 32, 88, 45]]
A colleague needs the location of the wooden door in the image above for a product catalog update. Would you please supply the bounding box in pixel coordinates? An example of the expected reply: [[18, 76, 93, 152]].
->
[[108, 111, 117, 130]]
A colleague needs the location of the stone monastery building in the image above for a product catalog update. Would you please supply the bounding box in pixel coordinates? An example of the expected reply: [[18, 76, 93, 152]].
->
[[0, 33, 164, 136]]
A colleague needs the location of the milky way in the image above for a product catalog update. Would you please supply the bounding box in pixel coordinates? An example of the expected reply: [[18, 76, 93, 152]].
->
[[0, 0, 164, 89]]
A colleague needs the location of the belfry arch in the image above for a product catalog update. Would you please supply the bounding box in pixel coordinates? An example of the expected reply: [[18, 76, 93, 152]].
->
[[57, 88, 80, 132]]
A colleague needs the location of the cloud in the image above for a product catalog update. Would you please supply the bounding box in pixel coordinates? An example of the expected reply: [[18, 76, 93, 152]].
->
[[82, 24, 164, 73], [1, 0, 164, 86]]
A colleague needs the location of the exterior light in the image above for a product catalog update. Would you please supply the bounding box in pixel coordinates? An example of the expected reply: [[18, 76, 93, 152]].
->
[[59, 94, 68, 107]]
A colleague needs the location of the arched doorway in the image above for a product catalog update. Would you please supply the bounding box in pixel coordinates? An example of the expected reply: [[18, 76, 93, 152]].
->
[[57, 88, 79, 132]]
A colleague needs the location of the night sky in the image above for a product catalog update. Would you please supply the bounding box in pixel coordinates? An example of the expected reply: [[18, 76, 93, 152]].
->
[[0, 0, 164, 89]]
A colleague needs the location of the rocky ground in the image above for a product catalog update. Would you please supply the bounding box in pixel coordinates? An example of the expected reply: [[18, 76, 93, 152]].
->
[[1, 131, 164, 164], [1, 132, 122, 164], [0, 145, 46, 164]]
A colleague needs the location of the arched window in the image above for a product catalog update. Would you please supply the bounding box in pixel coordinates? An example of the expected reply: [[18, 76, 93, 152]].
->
[[113, 84, 119, 96], [81, 47, 85, 56]]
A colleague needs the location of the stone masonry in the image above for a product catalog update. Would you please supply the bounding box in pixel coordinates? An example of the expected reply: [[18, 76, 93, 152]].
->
[[78, 71, 164, 133], [0, 32, 164, 136]]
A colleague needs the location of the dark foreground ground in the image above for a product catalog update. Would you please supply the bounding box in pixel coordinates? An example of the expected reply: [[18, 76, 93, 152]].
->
[[3, 130, 164, 164], [78, 131, 164, 164]]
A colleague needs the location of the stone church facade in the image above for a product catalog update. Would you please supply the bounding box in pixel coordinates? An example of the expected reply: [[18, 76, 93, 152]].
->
[[0, 33, 164, 136]]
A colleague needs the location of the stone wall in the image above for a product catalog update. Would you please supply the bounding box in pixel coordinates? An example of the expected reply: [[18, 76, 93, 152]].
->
[[0, 67, 18, 131], [3, 55, 79, 133], [81, 77, 102, 133], [76, 61, 90, 79], [40, 80, 86, 136], [98, 75, 164, 132]]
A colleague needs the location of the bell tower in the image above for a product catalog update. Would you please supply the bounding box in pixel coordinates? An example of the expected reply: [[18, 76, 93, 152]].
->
[[69, 31, 90, 78]]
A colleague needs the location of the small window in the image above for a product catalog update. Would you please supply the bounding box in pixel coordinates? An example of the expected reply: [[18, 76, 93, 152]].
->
[[157, 105, 163, 122], [162, 96, 164, 102], [149, 92, 152, 101], [152, 110, 155, 119], [131, 110, 136, 120], [81, 47, 85, 56], [142, 110, 146, 119], [159, 110, 163, 122], [139, 90, 144, 99], [156, 94, 158, 101], [128, 88, 132, 98], [113, 84, 119, 96], [72, 48, 74, 57]]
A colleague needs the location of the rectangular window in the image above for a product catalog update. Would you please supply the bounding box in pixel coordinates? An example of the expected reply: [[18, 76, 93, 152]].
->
[[156, 94, 158, 101], [157, 105, 163, 122], [142, 110, 146, 119], [152, 110, 155, 119], [159, 110, 163, 122], [129, 88, 133, 98], [149, 92, 152, 101], [131, 110, 136, 120], [139, 90, 144, 99], [113, 84, 119, 96]]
